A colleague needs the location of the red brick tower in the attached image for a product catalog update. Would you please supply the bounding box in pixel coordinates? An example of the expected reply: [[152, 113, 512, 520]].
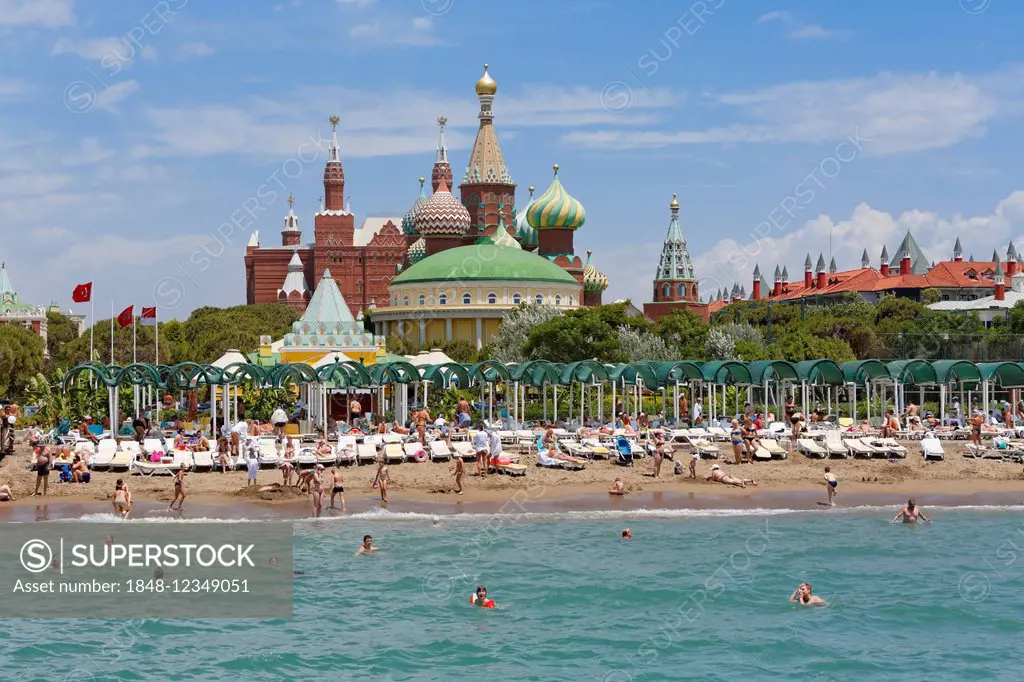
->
[[281, 194, 301, 247]]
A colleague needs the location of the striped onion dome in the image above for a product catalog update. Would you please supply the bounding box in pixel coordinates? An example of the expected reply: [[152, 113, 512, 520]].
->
[[515, 185, 538, 247], [408, 237, 427, 264], [413, 176, 471, 237], [477, 217, 521, 250], [582, 250, 608, 292], [401, 177, 428, 236], [526, 164, 585, 230]]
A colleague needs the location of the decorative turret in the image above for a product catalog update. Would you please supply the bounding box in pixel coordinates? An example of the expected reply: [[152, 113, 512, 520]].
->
[[531, 164, 585, 282], [995, 259, 1006, 300], [880, 245, 890, 276], [953, 237, 963, 262], [281, 194, 301, 247], [899, 247, 911, 276], [324, 114, 345, 211], [476, 215, 521, 250], [861, 249, 870, 268], [651, 193, 698, 303], [460, 64, 515, 240], [752, 264, 762, 300], [402, 178, 428, 238], [815, 254, 827, 289], [582, 250, 609, 306], [1008, 241, 1018, 276], [431, 116, 453, 194], [313, 114, 355, 251], [407, 237, 427, 265], [277, 249, 310, 312], [829, 257, 837, 274], [415, 176, 472, 256], [781, 266, 789, 289], [772, 264, 782, 296], [515, 185, 539, 251], [803, 254, 813, 289]]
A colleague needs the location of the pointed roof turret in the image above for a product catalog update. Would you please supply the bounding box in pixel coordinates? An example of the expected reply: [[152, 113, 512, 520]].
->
[[0, 262, 15, 303], [995, 259, 1005, 277], [829, 257, 837, 274], [247, 231, 259, 248], [515, 185, 538, 248], [653, 193, 696, 283], [283, 194, 299, 232], [526, 165, 585, 230], [861, 249, 870, 268], [889, 231, 930, 274], [300, 268, 354, 324], [992, 249, 1000, 263], [408, 237, 427, 264], [278, 249, 308, 298], [953, 237, 963, 259], [740, 285, 746, 298], [431, 115, 454, 193], [880, 245, 889, 262], [815, 253, 826, 273], [969, 253, 975, 261], [804, 253, 812, 270], [1009, 241, 1017, 260], [753, 264, 761, 279], [415, 175, 471, 237], [462, 64, 513, 185], [322, 114, 345, 211], [773, 265, 781, 280], [477, 215, 521, 249], [781, 265, 789, 281]]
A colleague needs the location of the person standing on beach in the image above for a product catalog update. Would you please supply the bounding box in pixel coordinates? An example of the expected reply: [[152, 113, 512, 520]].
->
[[451, 455, 464, 495], [246, 447, 259, 487], [488, 428, 502, 473], [310, 477, 325, 518], [824, 467, 837, 506], [457, 398, 472, 428], [970, 412, 983, 447], [169, 465, 186, 511], [651, 431, 664, 477], [891, 498, 931, 524], [271, 405, 288, 439], [33, 447, 50, 496], [329, 467, 346, 512], [372, 458, 389, 505], [414, 407, 430, 447], [729, 420, 744, 465], [688, 452, 699, 479], [472, 423, 490, 478], [679, 393, 689, 426], [113, 479, 131, 518]]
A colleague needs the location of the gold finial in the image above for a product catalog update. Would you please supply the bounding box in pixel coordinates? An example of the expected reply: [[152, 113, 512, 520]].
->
[[437, 115, 447, 129], [529, 185, 535, 195], [552, 164, 559, 175], [418, 176, 425, 186], [287, 194, 294, 209], [329, 114, 340, 130], [475, 64, 497, 96], [670, 193, 679, 209]]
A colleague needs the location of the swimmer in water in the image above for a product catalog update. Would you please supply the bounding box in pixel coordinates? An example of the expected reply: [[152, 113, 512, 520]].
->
[[891, 498, 931, 524], [356, 534, 379, 555], [609, 477, 626, 495], [824, 467, 838, 506], [789, 582, 826, 606], [470, 586, 495, 608], [621, 528, 631, 539], [431, 515, 443, 527]]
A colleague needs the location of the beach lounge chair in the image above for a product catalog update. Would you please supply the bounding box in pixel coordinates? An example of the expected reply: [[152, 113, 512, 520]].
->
[[921, 437, 944, 461], [498, 430, 517, 446], [846, 438, 881, 458], [192, 449, 214, 471], [614, 436, 634, 466], [580, 438, 610, 458], [386, 443, 406, 463], [707, 426, 730, 441], [876, 438, 908, 458], [494, 462, 527, 476], [108, 448, 135, 471], [142, 438, 165, 458], [404, 442, 428, 462], [824, 431, 851, 459], [294, 438, 317, 468], [336, 436, 357, 465], [120, 440, 142, 457], [797, 438, 827, 458], [536, 448, 582, 470], [516, 430, 535, 444], [132, 452, 180, 476], [356, 442, 378, 465], [684, 434, 719, 459], [429, 440, 453, 461], [91, 440, 118, 470], [382, 433, 404, 444], [452, 441, 476, 460], [258, 438, 282, 468], [757, 438, 788, 459]]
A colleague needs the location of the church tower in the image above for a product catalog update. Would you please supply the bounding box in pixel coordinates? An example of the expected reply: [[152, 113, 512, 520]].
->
[[651, 194, 698, 302], [313, 114, 355, 249], [281, 194, 301, 247], [460, 65, 516, 241]]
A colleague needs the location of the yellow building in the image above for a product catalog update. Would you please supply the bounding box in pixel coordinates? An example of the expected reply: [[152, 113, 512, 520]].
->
[[371, 242, 582, 349]]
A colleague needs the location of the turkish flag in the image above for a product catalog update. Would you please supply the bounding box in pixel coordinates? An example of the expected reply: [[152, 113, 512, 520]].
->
[[117, 305, 134, 328], [141, 306, 156, 326], [72, 282, 92, 303]]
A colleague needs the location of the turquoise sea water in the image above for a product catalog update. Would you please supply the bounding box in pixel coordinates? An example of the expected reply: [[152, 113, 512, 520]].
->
[[2, 506, 1023, 681]]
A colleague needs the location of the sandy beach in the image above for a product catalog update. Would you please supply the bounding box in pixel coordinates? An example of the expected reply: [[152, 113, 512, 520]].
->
[[1, 440, 1021, 520]]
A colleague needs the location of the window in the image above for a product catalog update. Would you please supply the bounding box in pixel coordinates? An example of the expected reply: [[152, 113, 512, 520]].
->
[[487, 293, 497, 304], [512, 293, 522, 304], [662, 284, 670, 298], [678, 284, 685, 297], [439, 293, 448, 305], [555, 295, 562, 305], [568, 296, 574, 305], [403, 296, 409, 306], [463, 293, 472, 304], [418, 294, 425, 306], [535, 294, 544, 305]]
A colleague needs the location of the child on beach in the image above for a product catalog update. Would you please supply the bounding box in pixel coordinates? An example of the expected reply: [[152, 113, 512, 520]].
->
[[246, 448, 259, 487], [689, 452, 699, 479], [113, 479, 132, 519], [217, 436, 231, 473], [451, 455, 464, 495], [824, 467, 838, 506], [329, 467, 345, 512], [169, 465, 187, 511]]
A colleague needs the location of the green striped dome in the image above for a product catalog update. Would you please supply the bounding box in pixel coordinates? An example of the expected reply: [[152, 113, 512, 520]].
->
[[408, 237, 426, 264], [583, 251, 608, 293], [526, 164, 586, 231]]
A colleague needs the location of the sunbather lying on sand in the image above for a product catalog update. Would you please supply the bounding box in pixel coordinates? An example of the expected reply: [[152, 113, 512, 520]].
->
[[704, 464, 756, 488]]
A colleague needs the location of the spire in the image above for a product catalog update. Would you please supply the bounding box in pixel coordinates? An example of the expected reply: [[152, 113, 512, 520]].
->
[[861, 249, 869, 267], [752, 263, 761, 278], [992, 249, 1000, 263], [773, 265, 781, 279], [995, 259, 1005, 277], [323, 114, 345, 210], [281, 194, 301, 246], [461, 64, 514, 236], [653, 192, 696, 285], [781, 266, 789, 281], [0, 261, 15, 303], [953, 237, 962, 259], [815, 253, 826, 273], [277, 248, 309, 303], [1009, 241, 1017, 260], [804, 254, 812, 270], [880, 245, 889, 261], [435, 115, 448, 164], [431, 115, 454, 193], [328, 114, 340, 163], [829, 257, 837, 274]]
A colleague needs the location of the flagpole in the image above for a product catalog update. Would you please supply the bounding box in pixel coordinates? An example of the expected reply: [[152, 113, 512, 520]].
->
[[155, 306, 159, 365], [110, 300, 114, 365], [133, 308, 137, 364], [89, 297, 94, 363]]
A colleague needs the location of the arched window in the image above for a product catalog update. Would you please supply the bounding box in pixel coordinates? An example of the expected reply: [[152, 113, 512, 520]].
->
[[662, 284, 670, 298], [555, 295, 562, 305], [535, 294, 544, 305], [512, 293, 522, 305], [438, 293, 448, 305], [462, 293, 472, 305], [678, 284, 685, 297], [568, 296, 574, 305], [418, 294, 425, 306], [487, 293, 497, 304]]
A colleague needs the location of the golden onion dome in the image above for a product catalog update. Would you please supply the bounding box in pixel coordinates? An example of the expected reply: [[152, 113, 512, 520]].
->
[[475, 64, 497, 96], [582, 250, 609, 293], [670, 192, 679, 210]]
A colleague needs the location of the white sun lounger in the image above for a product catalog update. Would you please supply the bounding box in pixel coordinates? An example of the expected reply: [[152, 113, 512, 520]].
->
[[580, 438, 611, 458], [142, 438, 165, 457], [499, 430, 517, 445], [192, 450, 214, 470], [382, 433, 403, 444], [120, 440, 142, 456], [386, 443, 406, 463], [921, 437, 944, 461], [758, 438, 788, 460], [824, 431, 851, 459], [91, 440, 118, 470], [357, 442, 378, 465], [258, 438, 282, 468], [452, 441, 476, 460], [706, 427, 730, 441], [685, 434, 719, 458], [876, 438, 908, 458], [315, 444, 336, 467], [537, 449, 584, 470], [109, 449, 135, 471], [797, 438, 827, 458], [294, 438, 317, 468], [429, 440, 453, 461], [336, 436, 357, 465], [846, 438, 880, 458]]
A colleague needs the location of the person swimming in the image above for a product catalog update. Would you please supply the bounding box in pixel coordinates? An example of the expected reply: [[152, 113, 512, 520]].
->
[[621, 528, 632, 539], [789, 582, 826, 606], [357, 535, 379, 555], [891, 498, 931, 524], [470, 586, 495, 608]]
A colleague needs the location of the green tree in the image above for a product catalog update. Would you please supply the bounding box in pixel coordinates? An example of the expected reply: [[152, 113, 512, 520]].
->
[[654, 309, 708, 358], [46, 311, 80, 365], [524, 311, 624, 363], [921, 288, 942, 305], [492, 304, 563, 363], [0, 324, 45, 398], [385, 334, 419, 356], [766, 330, 855, 362], [441, 340, 477, 364]]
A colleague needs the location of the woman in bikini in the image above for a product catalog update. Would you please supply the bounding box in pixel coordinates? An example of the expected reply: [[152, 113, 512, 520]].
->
[[730, 420, 744, 465], [281, 439, 296, 486], [372, 458, 389, 505], [451, 455, 464, 495], [217, 436, 231, 473], [113, 479, 132, 518], [169, 466, 186, 511], [310, 478, 325, 518]]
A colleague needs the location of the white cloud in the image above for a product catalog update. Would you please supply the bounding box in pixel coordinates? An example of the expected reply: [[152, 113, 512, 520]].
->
[[180, 42, 214, 58], [349, 23, 378, 38], [0, 0, 74, 28], [61, 137, 116, 166], [52, 233, 211, 267], [30, 226, 70, 241], [756, 10, 846, 40], [336, 0, 375, 6], [563, 66, 1015, 157], [0, 79, 31, 102], [412, 16, 432, 31], [691, 191, 1024, 292], [93, 80, 140, 111]]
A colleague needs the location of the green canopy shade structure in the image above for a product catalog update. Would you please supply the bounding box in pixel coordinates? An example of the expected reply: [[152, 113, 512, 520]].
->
[[368, 361, 418, 385], [930, 360, 981, 385], [266, 363, 319, 388], [794, 359, 844, 386], [467, 360, 511, 385], [746, 360, 798, 385], [654, 361, 704, 386], [220, 362, 269, 386], [977, 362, 1024, 388], [167, 362, 224, 389], [699, 361, 752, 385], [62, 362, 117, 390], [315, 361, 371, 387], [841, 360, 890, 386], [420, 362, 470, 389], [559, 360, 608, 385], [885, 360, 937, 386]]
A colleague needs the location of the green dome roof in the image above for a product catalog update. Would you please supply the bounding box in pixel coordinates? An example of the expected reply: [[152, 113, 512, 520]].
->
[[526, 164, 585, 231], [392, 245, 579, 286]]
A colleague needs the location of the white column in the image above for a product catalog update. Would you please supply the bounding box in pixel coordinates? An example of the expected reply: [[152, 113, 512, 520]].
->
[[418, 319, 426, 346], [445, 318, 453, 341], [381, 320, 388, 337], [475, 318, 483, 349]]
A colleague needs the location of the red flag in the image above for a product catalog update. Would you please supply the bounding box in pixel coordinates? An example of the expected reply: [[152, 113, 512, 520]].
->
[[117, 305, 134, 329], [141, 306, 157, 326], [72, 282, 92, 303]]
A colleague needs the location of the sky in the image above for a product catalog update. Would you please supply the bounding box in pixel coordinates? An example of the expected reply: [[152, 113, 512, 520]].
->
[[2, 0, 1023, 319]]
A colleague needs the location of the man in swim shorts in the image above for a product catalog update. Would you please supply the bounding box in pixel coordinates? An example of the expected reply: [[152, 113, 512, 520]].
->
[[789, 582, 826, 606], [621, 528, 631, 539], [824, 466, 838, 506], [891, 498, 931, 524], [34, 448, 51, 496], [329, 466, 346, 512]]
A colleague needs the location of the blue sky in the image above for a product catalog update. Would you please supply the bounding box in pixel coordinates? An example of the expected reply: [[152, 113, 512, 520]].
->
[[2, 0, 1023, 319]]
